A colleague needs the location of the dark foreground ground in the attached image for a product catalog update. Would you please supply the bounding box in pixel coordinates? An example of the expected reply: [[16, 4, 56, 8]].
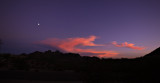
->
[[0, 80, 83, 83], [0, 70, 133, 83], [0, 70, 84, 83]]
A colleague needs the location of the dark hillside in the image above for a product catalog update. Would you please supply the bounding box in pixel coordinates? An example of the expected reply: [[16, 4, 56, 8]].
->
[[0, 47, 160, 83]]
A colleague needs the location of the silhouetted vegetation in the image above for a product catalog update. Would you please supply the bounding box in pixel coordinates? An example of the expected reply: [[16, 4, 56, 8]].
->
[[0, 47, 160, 83]]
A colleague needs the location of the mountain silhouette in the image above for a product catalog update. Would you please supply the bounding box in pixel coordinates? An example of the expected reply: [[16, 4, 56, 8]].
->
[[1, 48, 160, 83], [143, 47, 160, 58]]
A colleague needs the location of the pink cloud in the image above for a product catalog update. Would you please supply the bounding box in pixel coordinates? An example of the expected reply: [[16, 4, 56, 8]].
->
[[37, 36, 119, 58], [112, 41, 145, 50]]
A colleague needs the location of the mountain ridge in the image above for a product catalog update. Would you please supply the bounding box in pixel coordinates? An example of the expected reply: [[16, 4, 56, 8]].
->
[[143, 47, 160, 58]]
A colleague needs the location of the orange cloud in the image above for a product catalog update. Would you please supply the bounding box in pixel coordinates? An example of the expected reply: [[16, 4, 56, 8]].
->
[[112, 41, 145, 50], [37, 36, 119, 58]]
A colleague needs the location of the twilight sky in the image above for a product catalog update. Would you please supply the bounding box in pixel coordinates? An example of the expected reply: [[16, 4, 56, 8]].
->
[[0, 0, 160, 58]]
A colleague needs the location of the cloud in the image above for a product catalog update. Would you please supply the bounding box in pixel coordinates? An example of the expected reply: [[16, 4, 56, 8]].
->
[[112, 41, 145, 50], [36, 36, 119, 58]]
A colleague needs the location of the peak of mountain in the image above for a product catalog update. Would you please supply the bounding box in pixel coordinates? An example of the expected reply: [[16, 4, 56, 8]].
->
[[144, 47, 160, 58]]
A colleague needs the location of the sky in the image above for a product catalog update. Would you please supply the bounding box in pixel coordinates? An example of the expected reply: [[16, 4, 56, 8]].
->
[[0, 0, 160, 58]]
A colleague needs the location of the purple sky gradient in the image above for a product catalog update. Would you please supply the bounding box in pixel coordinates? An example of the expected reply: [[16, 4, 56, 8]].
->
[[0, 0, 160, 58]]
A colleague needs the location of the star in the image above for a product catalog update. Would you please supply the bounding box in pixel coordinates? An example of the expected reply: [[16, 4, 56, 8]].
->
[[38, 23, 40, 26]]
